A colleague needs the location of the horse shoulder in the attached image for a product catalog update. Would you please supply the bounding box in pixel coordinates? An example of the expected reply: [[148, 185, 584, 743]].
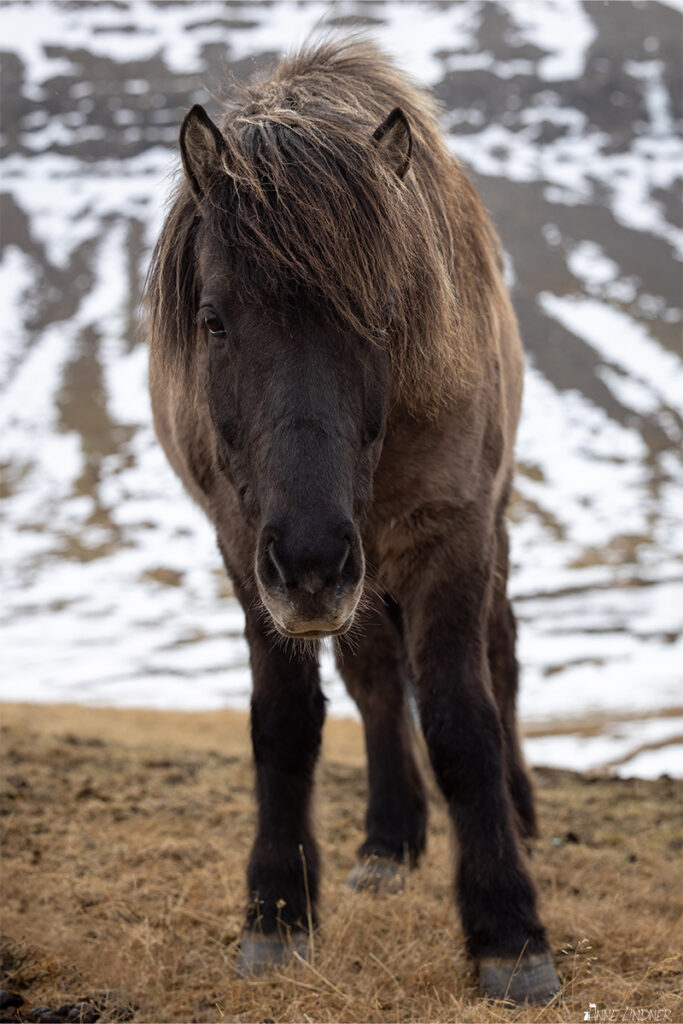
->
[[367, 298, 522, 584]]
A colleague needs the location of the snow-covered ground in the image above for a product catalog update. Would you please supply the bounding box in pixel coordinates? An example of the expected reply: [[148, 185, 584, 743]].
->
[[1, 1, 681, 778]]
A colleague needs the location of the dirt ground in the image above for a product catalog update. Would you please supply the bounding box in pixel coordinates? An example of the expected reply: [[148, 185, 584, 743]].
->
[[1, 703, 681, 1024]]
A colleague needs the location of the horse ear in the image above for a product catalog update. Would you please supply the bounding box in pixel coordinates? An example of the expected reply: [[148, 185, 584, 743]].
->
[[372, 107, 412, 179], [180, 104, 228, 200]]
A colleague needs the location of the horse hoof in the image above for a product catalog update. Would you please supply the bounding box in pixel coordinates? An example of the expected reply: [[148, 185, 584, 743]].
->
[[346, 857, 404, 894], [236, 931, 309, 977], [478, 952, 561, 1004]]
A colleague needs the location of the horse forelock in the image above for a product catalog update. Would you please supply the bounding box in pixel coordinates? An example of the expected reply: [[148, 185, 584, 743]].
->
[[202, 111, 416, 334]]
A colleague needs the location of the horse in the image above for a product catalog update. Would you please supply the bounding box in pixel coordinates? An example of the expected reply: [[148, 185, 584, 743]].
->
[[145, 37, 561, 1004]]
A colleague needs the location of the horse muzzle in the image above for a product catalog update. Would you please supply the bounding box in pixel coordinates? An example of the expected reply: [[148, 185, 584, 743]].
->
[[255, 521, 364, 638], [274, 614, 356, 640]]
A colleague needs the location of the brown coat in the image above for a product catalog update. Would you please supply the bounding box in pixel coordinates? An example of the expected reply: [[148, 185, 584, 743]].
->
[[145, 37, 557, 1004]]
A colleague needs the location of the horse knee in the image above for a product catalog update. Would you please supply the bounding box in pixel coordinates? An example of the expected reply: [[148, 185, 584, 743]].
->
[[420, 688, 505, 806], [251, 685, 325, 773]]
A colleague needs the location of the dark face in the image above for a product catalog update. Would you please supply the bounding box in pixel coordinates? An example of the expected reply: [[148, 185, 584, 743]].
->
[[197, 250, 390, 639]]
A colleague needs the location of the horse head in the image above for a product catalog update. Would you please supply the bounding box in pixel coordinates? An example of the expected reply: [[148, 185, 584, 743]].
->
[[178, 103, 411, 638]]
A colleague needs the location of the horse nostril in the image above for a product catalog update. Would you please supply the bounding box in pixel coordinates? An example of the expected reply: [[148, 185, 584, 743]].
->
[[267, 540, 288, 594], [335, 541, 353, 597]]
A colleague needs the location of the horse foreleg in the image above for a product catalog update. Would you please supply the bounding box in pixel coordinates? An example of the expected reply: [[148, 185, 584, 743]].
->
[[401, 538, 560, 1004], [336, 590, 427, 891], [237, 608, 325, 975]]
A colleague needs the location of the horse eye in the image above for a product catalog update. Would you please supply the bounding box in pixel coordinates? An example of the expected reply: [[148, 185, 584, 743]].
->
[[202, 310, 225, 336]]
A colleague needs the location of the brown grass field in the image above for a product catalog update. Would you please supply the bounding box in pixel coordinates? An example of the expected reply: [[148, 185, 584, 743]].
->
[[1, 702, 681, 1024]]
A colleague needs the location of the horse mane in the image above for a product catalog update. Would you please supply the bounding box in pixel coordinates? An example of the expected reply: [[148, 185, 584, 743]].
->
[[146, 36, 504, 415]]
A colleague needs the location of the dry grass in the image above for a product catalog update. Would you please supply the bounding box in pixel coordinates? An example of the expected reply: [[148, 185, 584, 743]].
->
[[1, 703, 682, 1023]]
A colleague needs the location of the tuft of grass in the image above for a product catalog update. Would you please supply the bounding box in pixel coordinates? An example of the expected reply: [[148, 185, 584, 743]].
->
[[1, 702, 681, 1023]]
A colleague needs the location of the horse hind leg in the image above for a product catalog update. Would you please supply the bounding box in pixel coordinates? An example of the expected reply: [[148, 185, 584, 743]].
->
[[488, 537, 538, 842], [336, 590, 427, 892]]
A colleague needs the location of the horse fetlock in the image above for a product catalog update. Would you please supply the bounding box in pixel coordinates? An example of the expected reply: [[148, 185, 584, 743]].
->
[[236, 929, 310, 978], [346, 856, 406, 894], [458, 840, 546, 955], [245, 881, 317, 936], [478, 952, 561, 1005], [358, 816, 425, 869]]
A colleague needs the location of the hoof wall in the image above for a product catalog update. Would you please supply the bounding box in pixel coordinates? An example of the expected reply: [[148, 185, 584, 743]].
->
[[346, 857, 404, 894], [479, 953, 561, 1005], [236, 931, 309, 977]]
